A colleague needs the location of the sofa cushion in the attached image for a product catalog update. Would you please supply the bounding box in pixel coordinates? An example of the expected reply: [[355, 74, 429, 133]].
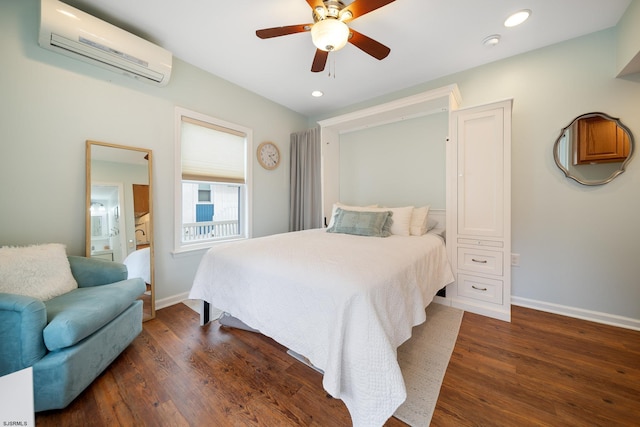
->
[[0, 244, 78, 301], [68, 256, 128, 288], [42, 278, 145, 351]]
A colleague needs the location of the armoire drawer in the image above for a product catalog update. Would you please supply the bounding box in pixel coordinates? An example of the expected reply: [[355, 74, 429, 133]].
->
[[457, 238, 503, 248], [457, 247, 503, 276], [457, 274, 503, 304]]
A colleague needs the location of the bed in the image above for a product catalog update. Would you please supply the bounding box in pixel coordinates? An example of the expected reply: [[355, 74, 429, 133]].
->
[[123, 247, 150, 284], [189, 208, 454, 427]]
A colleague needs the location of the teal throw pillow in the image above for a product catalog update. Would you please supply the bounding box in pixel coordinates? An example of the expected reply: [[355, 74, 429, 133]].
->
[[327, 208, 392, 237]]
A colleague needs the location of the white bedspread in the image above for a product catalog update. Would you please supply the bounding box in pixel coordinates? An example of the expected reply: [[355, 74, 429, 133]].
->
[[123, 247, 150, 284], [189, 229, 454, 427]]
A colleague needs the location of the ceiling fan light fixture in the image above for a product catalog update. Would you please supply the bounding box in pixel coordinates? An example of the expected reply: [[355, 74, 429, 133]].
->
[[314, 6, 327, 20], [311, 18, 349, 52], [339, 10, 353, 21]]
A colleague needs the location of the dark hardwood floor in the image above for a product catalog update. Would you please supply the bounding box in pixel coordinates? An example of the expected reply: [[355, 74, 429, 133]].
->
[[36, 304, 640, 426], [433, 308, 640, 426]]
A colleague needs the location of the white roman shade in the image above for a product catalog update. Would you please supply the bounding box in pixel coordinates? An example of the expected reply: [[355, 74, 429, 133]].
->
[[181, 116, 246, 184]]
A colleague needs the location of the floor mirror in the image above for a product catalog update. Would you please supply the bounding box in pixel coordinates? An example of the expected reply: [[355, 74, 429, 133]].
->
[[86, 140, 155, 321]]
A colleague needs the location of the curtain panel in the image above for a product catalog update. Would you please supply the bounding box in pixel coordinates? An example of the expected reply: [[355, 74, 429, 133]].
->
[[289, 127, 322, 231]]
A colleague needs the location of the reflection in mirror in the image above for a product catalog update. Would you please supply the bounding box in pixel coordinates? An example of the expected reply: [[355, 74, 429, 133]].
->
[[554, 112, 634, 186], [86, 141, 155, 321]]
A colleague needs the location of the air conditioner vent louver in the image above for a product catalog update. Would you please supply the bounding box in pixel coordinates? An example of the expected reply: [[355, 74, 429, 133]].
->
[[39, 0, 172, 86]]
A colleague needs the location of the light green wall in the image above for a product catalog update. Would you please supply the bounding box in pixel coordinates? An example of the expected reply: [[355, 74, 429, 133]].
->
[[314, 27, 640, 322], [0, 1, 308, 303], [617, 0, 640, 75], [2, 1, 639, 322], [339, 113, 448, 208]]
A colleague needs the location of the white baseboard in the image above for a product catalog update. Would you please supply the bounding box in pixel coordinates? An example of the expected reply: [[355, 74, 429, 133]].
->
[[511, 296, 640, 331], [156, 291, 190, 310], [450, 298, 511, 322]]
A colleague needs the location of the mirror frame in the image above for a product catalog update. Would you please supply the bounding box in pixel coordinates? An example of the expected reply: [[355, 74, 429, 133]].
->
[[85, 140, 155, 320], [553, 112, 634, 186]]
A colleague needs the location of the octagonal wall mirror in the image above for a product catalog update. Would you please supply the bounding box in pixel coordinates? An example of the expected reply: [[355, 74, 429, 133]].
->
[[554, 112, 634, 186], [86, 140, 155, 321]]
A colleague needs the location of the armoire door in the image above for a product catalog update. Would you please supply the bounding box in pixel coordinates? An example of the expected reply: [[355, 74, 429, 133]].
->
[[456, 106, 505, 238]]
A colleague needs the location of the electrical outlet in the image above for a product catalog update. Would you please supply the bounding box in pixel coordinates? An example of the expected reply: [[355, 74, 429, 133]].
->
[[511, 253, 520, 266]]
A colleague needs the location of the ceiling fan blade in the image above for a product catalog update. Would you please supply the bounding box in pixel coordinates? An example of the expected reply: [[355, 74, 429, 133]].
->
[[256, 24, 311, 39], [348, 29, 390, 60], [343, 0, 396, 21], [311, 49, 329, 72]]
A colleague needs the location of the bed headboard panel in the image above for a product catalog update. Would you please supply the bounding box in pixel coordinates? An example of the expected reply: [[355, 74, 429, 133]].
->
[[317, 84, 461, 225]]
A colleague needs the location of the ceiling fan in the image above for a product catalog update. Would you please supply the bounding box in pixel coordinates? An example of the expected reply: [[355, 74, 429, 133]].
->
[[256, 0, 395, 72]]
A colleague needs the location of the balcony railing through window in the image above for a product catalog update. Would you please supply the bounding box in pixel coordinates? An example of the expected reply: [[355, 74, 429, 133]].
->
[[183, 220, 239, 242]]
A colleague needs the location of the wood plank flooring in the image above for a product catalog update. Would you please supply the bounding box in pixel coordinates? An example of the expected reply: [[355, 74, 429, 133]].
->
[[36, 304, 640, 426]]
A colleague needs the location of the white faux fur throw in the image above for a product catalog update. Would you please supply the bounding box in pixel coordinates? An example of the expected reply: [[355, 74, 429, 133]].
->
[[0, 243, 78, 301]]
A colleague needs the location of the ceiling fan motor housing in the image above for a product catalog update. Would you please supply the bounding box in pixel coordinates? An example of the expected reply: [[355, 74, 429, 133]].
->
[[313, 0, 352, 23]]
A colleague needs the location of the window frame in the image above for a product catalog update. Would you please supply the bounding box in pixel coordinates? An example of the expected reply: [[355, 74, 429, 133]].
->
[[174, 107, 252, 253]]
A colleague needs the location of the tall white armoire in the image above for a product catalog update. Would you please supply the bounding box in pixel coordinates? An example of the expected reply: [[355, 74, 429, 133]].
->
[[446, 99, 512, 321]]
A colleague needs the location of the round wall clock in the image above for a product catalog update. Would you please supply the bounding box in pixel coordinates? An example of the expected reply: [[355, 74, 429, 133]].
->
[[257, 141, 280, 170]]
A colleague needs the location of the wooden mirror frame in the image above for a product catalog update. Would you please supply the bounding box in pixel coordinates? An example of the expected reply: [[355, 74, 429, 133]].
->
[[85, 140, 155, 321], [553, 112, 634, 186]]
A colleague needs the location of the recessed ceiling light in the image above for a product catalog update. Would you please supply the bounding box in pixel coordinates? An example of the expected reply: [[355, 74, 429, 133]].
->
[[311, 90, 324, 97], [504, 9, 531, 27], [482, 34, 501, 46]]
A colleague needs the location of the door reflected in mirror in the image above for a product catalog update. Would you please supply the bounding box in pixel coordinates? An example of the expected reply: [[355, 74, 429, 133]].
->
[[86, 141, 155, 321], [554, 112, 634, 186]]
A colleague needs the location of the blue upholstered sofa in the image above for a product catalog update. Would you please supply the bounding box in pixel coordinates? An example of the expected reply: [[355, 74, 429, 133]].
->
[[0, 256, 146, 411]]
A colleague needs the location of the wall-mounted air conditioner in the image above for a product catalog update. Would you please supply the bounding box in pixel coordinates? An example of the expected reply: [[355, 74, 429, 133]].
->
[[38, 0, 172, 86]]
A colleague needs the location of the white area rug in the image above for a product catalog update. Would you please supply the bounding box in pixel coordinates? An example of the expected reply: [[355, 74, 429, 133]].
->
[[394, 303, 464, 426], [182, 300, 463, 426]]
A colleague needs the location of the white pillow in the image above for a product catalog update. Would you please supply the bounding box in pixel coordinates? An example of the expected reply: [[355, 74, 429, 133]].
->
[[410, 206, 430, 236], [379, 206, 414, 236], [0, 244, 78, 301], [327, 202, 378, 228]]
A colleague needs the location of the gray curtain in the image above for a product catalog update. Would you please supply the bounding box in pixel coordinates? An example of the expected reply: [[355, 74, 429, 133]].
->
[[289, 127, 322, 231]]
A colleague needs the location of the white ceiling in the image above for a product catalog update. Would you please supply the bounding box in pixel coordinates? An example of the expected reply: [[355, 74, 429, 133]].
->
[[63, 0, 631, 118]]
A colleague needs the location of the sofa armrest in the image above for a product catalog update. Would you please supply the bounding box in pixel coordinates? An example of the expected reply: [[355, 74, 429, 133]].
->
[[68, 256, 128, 288], [0, 293, 47, 376]]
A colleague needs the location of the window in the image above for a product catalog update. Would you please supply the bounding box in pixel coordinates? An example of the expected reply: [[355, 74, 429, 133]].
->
[[197, 184, 211, 202], [175, 107, 252, 252]]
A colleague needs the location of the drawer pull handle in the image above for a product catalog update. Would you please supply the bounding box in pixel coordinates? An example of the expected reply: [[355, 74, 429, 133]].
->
[[471, 258, 487, 263], [472, 285, 488, 291]]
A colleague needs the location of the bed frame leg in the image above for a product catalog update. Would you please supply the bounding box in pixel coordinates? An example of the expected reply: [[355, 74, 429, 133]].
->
[[201, 301, 210, 325]]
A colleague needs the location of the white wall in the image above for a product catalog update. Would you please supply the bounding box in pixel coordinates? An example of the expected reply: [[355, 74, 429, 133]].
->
[[0, 1, 308, 304], [314, 27, 640, 325]]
